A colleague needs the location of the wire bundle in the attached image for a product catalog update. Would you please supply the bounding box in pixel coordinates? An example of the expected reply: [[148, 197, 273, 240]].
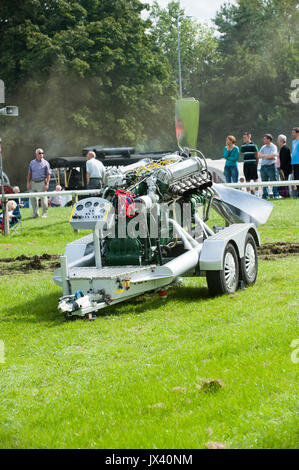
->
[[114, 189, 136, 218], [135, 159, 178, 177]]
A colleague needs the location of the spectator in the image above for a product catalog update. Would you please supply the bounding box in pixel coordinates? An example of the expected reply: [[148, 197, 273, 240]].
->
[[86, 151, 105, 190], [26, 148, 51, 218], [277, 135, 292, 197], [0, 200, 17, 224], [291, 127, 299, 197], [12, 186, 24, 207], [238, 176, 247, 192], [50, 185, 62, 207], [240, 132, 259, 196], [259, 134, 280, 199], [223, 135, 239, 183]]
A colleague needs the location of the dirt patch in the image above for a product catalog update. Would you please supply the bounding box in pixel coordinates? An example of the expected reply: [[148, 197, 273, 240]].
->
[[0, 253, 56, 263], [206, 442, 226, 449], [0, 254, 60, 275], [196, 378, 225, 393], [258, 242, 299, 260]]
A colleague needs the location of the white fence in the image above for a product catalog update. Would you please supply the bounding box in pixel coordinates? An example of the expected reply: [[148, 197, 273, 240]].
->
[[224, 180, 299, 189], [1, 188, 103, 201]]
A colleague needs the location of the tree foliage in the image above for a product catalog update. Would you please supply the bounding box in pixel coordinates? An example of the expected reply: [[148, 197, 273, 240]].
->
[[199, 0, 299, 156], [0, 0, 176, 183], [149, 1, 219, 97]]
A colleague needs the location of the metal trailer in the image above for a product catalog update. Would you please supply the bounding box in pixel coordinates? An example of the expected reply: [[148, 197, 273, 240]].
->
[[53, 149, 273, 319]]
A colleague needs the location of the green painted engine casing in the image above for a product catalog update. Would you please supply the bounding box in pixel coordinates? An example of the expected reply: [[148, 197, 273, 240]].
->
[[104, 238, 141, 266]]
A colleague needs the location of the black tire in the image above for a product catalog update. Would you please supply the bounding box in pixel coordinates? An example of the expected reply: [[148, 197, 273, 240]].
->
[[206, 243, 239, 296], [240, 233, 258, 286]]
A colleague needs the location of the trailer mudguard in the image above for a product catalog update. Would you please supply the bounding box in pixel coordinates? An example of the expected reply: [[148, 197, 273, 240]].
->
[[199, 223, 260, 271]]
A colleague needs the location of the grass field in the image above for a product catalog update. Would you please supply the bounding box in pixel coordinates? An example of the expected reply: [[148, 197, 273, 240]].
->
[[0, 199, 298, 449]]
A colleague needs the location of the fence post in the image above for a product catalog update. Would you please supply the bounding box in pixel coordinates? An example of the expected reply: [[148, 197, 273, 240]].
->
[[72, 193, 78, 205], [0, 138, 9, 235]]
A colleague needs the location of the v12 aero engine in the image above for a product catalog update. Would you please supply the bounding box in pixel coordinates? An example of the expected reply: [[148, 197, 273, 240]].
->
[[53, 148, 273, 319]]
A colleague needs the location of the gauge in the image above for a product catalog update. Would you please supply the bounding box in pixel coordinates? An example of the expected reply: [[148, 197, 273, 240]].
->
[[76, 204, 84, 211], [85, 201, 92, 208], [94, 202, 99, 207]]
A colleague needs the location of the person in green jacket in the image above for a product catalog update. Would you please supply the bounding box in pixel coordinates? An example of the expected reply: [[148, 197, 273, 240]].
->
[[223, 135, 240, 183]]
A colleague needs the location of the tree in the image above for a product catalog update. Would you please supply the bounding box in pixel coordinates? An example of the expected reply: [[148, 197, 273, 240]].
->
[[149, 1, 219, 98], [0, 0, 176, 185], [198, 0, 299, 157]]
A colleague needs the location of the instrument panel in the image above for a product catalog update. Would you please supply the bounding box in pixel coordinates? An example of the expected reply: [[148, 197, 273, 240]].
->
[[70, 197, 112, 229]]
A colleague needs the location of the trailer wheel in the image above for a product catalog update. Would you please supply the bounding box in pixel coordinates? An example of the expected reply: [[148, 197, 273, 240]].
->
[[240, 233, 258, 286], [206, 243, 239, 295]]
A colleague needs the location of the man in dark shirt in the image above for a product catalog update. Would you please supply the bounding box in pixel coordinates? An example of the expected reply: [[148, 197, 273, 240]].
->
[[277, 135, 292, 179], [240, 132, 259, 196], [277, 134, 292, 197]]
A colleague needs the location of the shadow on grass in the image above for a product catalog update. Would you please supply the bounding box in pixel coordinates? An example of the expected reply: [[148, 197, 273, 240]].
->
[[169, 285, 210, 301], [1, 285, 210, 325], [2, 291, 63, 326], [97, 285, 210, 318]]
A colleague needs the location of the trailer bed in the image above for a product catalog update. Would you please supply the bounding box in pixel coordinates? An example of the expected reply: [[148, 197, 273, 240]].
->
[[68, 265, 156, 280]]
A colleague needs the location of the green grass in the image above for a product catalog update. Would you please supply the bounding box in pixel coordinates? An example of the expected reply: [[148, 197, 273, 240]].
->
[[0, 200, 298, 449], [257, 199, 299, 244], [0, 207, 85, 258]]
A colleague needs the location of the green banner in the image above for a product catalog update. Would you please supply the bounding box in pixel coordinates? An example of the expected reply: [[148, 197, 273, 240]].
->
[[175, 98, 200, 149]]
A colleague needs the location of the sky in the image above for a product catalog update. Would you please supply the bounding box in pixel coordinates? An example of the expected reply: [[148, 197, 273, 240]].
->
[[141, 0, 236, 24]]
